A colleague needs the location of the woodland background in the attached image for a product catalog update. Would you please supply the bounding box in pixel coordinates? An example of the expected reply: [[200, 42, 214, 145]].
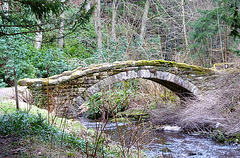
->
[[0, 0, 239, 87]]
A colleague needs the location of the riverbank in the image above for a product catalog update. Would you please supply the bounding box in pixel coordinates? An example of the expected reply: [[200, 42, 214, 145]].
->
[[1, 66, 240, 157], [148, 67, 240, 144], [0, 93, 148, 157]]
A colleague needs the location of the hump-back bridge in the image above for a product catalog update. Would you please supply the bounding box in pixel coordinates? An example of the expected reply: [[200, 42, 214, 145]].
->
[[18, 60, 215, 115]]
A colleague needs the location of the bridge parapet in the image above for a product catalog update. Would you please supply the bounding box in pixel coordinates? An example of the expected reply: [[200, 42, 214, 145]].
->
[[19, 60, 213, 86], [18, 60, 215, 117]]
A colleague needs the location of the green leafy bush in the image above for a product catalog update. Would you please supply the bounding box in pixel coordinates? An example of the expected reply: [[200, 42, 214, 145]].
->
[[0, 35, 76, 86], [64, 22, 97, 59], [0, 111, 86, 149], [86, 89, 131, 119]]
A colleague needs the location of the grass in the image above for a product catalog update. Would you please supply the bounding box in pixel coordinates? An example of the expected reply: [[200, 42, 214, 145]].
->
[[0, 99, 91, 157], [0, 97, 148, 157], [0, 99, 87, 135]]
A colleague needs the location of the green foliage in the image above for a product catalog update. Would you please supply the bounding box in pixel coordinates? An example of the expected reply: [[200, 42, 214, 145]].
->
[[86, 89, 131, 119], [86, 92, 103, 119], [190, 9, 221, 46], [215, 0, 240, 38], [0, 111, 86, 150], [0, 111, 47, 137], [190, 0, 240, 43], [0, 35, 76, 86], [189, 6, 235, 65], [19, 0, 65, 19], [0, 0, 94, 38], [64, 22, 97, 59], [211, 129, 226, 143], [29, 46, 74, 78]]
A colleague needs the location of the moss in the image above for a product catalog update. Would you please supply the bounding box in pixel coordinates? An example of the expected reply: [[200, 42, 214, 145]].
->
[[18, 78, 34, 86], [110, 117, 134, 123], [135, 60, 175, 67], [213, 63, 234, 70], [133, 60, 213, 75], [42, 79, 49, 85], [211, 129, 226, 143], [117, 109, 150, 120], [224, 133, 240, 144], [176, 63, 213, 74], [18, 60, 215, 92]]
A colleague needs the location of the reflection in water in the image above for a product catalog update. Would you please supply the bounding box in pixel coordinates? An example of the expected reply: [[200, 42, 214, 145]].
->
[[79, 117, 240, 158]]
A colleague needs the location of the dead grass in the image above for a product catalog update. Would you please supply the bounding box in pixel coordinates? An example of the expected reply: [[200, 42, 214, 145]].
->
[[0, 135, 84, 158], [175, 67, 240, 135], [146, 61, 240, 136]]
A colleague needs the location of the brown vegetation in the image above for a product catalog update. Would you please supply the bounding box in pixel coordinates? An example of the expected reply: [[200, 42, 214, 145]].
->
[[150, 63, 240, 136], [177, 67, 240, 135]]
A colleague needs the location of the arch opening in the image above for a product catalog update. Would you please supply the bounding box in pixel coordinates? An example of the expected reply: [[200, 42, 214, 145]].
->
[[84, 70, 199, 101]]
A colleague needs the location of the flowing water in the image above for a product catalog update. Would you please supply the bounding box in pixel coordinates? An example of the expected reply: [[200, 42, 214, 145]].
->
[[79, 117, 240, 158]]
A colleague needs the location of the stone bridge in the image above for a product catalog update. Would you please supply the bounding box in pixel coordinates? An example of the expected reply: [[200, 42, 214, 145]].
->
[[18, 60, 215, 115]]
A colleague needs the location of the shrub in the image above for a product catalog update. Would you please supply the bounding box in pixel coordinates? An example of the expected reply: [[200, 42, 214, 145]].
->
[[0, 111, 86, 150], [85, 89, 131, 119], [0, 35, 76, 86]]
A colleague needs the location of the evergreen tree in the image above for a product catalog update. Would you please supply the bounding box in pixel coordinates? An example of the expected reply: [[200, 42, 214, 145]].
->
[[0, 0, 94, 39]]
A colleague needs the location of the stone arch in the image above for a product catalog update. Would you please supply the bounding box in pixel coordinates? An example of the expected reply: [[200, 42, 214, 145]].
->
[[84, 69, 200, 101]]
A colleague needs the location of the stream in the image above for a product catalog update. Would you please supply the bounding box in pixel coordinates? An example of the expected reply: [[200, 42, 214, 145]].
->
[[79, 117, 240, 158]]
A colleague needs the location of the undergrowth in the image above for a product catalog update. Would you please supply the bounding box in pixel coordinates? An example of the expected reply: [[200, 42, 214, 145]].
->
[[0, 111, 87, 151], [86, 89, 131, 119], [173, 66, 240, 144]]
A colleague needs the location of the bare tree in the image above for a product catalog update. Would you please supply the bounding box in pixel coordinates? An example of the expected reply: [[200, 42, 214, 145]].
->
[[34, 19, 43, 50], [58, 5, 65, 48], [111, 0, 117, 41], [94, 0, 102, 52], [140, 0, 149, 45], [181, 0, 189, 55]]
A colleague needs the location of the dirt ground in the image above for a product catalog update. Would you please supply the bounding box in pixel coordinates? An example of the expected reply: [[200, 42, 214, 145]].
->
[[0, 135, 26, 158], [0, 86, 29, 102], [0, 87, 15, 100]]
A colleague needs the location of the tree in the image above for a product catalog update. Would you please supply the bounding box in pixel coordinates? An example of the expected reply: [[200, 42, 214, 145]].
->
[[0, 0, 94, 110], [34, 19, 42, 49], [215, 0, 240, 38], [111, 0, 117, 41], [139, 0, 149, 45], [189, 0, 239, 65], [181, 0, 189, 55], [0, 0, 94, 40], [94, 0, 102, 53]]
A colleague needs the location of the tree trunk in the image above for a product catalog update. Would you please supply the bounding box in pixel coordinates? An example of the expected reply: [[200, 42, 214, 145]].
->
[[111, 0, 117, 41], [2, 0, 9, 16], [140, 0, 149, 45], [217, 8, 224, 62], [86, 1, 91, 11], [35, 19, 42, 50], [181, 0, 189, 54], [94, 0, 102, 52], [58, 13, 64, 48], [14, 67, 19, 110], [224, 23, 228, 62], [58, 0, 65, 48]]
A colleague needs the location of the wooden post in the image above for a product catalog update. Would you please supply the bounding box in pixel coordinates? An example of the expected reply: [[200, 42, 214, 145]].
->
[[14, 67, 19, 110]]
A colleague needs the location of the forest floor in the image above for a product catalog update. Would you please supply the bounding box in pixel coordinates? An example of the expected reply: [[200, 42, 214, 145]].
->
[[0, 88, 20, 157], [0, 88, 87, 158], [0, 87, 15, 100], [0, 135, 21, 158]]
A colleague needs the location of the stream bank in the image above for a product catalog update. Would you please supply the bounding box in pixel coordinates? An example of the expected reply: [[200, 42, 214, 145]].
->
[[79, 117, 240, 158]]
